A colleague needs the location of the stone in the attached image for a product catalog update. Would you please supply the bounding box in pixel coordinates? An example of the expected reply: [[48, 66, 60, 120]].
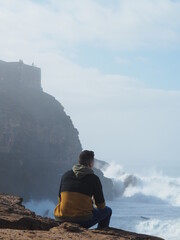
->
[[0, 193, 165, 240], [0, 193, 58, 230]]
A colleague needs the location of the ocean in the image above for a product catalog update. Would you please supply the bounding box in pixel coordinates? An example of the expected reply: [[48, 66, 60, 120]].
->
[[25, 164, 180, 240]]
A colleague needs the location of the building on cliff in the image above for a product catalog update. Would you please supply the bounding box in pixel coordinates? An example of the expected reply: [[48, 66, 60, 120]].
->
[[0, 60, 42, 91]]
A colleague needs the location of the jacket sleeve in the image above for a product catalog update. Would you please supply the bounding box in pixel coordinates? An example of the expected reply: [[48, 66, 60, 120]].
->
[[58, 177, 63, 202], [93, 176, 106, 209]]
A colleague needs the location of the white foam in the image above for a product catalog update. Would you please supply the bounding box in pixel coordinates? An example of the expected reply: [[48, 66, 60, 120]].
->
[[102, 163, 180, 206], [24, 163, 180, 240], [24, 199, 55, 218], [124, 174, 180, 206], [136, 218, 180, 240]]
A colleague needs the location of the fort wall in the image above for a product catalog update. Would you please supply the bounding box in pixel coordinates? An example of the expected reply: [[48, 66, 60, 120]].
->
[[0, 60, 42, 90]]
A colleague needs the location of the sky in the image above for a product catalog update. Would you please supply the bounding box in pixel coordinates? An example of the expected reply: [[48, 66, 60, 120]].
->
[[0, 0, 180, 176]]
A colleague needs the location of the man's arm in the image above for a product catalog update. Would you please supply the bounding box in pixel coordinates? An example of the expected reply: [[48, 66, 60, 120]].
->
[[58, 177, 63, 202], [93, 176, 106, 209]]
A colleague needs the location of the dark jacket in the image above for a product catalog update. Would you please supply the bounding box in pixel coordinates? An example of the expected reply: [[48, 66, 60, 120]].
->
[[55, 164, 105, 221]]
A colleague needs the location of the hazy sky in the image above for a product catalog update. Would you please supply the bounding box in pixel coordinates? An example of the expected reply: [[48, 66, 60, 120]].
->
[[0, 0, 180, 175]]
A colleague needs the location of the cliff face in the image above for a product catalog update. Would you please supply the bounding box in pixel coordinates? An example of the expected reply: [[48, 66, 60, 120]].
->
[[0, 72, 82, 202], [0, 193, 164, 240], [0, 61, 114, 203]]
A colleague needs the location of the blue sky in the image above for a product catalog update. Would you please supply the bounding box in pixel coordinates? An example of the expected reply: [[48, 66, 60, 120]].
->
[[0, 0, 180, 175], [75, 45, 180, 90]]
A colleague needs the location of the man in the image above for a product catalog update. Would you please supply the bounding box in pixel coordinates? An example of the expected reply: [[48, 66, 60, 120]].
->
[[54, 150, 112, 229]]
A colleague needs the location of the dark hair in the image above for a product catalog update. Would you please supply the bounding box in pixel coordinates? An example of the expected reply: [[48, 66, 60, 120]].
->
[[79, 150, 94, 167]]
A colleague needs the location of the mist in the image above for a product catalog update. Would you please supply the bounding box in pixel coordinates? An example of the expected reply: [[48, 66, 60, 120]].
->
[[1, 2, 180, 239], [1, 0, 180, 177]]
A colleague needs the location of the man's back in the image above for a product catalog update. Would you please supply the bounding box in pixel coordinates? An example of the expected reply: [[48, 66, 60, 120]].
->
[[54, 150, 112, 229], [57, 167, 105, 221]]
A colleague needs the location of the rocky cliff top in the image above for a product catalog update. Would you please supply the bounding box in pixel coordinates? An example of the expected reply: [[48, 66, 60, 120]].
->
[[0, 193, 164, 240]]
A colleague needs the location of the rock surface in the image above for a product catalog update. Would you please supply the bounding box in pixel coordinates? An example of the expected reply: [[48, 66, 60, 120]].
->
[[0, 193, 58, 230], [0, 193, 164, 240]]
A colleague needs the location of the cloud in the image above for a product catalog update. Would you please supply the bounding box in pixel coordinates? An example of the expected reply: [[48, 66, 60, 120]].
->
[[36, 53, 180, 172], [0, 0, 180, 173], [115, 57, 131, 65], [0, 0, 180, 55]]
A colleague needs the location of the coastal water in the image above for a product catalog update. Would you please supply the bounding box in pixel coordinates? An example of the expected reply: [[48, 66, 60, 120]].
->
[[25, 164, 180, 240], [104, 163, 180, 240], [107, 198, 180, 240]]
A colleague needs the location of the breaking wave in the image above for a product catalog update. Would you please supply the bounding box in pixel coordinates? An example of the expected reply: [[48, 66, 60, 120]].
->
[[102, 163, 180, 206], [135, 218, 180, 240], [24, 163, 180, 239]]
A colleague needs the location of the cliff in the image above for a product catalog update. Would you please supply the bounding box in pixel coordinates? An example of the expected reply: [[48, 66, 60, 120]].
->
[[0, 62, 82, 202], [0, 60, 114, 203], [0, 193, 164, 240]]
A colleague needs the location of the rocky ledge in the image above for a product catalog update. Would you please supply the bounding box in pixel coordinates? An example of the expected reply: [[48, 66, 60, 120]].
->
[[0, 193, 164, 240]]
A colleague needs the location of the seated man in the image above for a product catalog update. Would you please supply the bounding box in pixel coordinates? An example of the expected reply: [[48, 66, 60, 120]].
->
[[54, 150, 112, 229]]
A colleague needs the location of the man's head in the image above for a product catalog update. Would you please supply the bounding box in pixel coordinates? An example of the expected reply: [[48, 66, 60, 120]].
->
[[79, 150, 94, 168]]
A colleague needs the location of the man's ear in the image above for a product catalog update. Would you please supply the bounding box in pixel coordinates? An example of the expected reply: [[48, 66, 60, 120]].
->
[[89, 160, 94, 168]]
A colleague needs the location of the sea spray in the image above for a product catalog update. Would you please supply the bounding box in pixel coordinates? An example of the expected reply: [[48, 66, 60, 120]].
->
[[25, 199, 55, 218], [102, 163, 180, 239], [24, 163, 180, 239], [123, 174, 180, 206], [102, 162, 180, 206], [135, 219, 180, 240]]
